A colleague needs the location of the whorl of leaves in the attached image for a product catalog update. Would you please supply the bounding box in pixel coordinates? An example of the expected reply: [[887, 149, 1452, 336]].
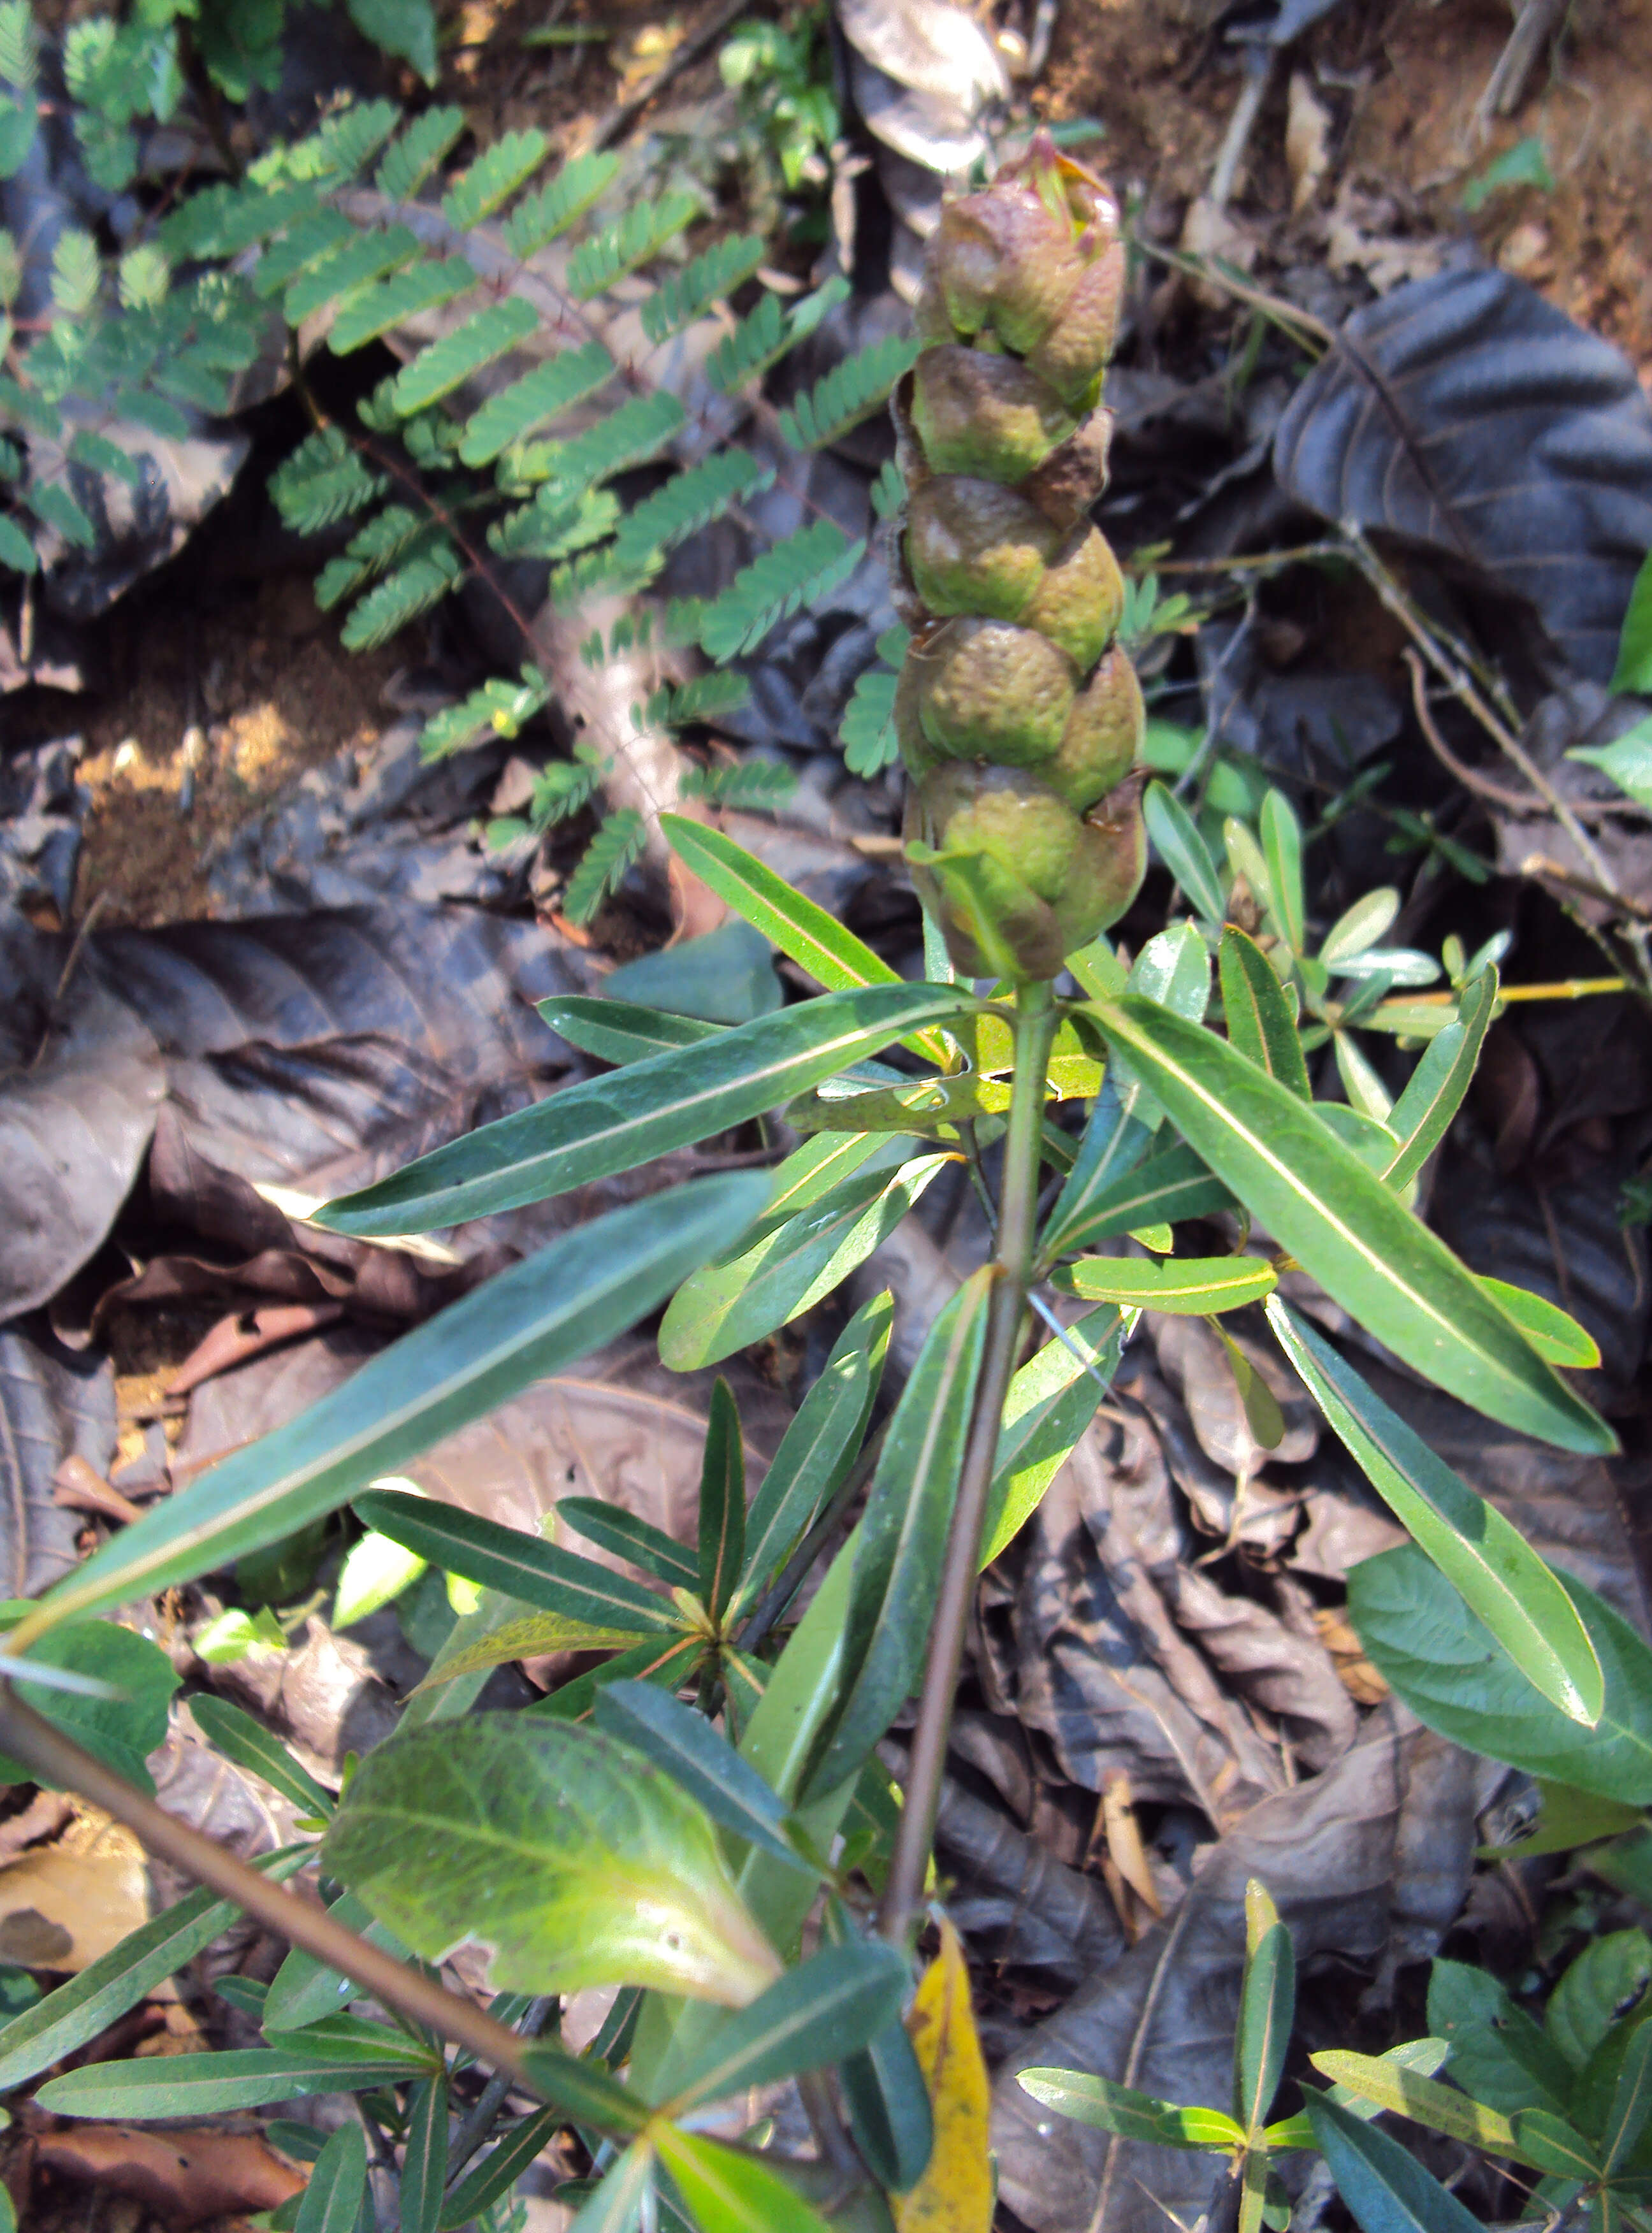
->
[[330, 259, 477, 354], [389, 295, 539, 415], [269, 427, 386, 533], [641, 233, 766, 347], [698, 518, 866, 661], [778, 333, 920, 452], [458, 341, 615, 466], [375, 106, 465, 201], [441, 129, 549, 231], [562, 806, 646, 923], [502, 151, 621, 259], [565, 192, 699, 301]]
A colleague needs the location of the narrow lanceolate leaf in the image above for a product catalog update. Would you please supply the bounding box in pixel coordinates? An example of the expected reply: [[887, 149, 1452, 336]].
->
[[314, 985, 975, 1235], [1260, 791, 1305, 954], [457, 341, 616, 465], [400, 2076, 448, 2233], [1085, 997, 1614, 1456], [1235, 1883, 1294, 2135], [1040, 1075, 1151, 1261], [979, 1306, 1126, 1566], [1017, 2069, 1243, 2151], [187, 1696, 336, 1819], [1602, 2014, 1652, 2171], [653, 2127, 831, 2233], [1143, 779, 1225, 922], [734, 1290, 891, 1611], [659, 816, 957, 1067], [322, 1718, 781, 2006], [38, 2044, 432, 2118], [356, 1491, 681, 1637], [558, 1501, 697, 1590], [1349, 1546, 1652, 1802], [1381, 969, 1498, 1189], [1476, 1277, 1600, 1369], [540, 997, 722, 1067], [658, 1152, 949, 1371], [520, 2041, 649, 2134], [0, 1848, 309, 2093], [296, 2123, 367, 2233], [1305, 2094, 1488, 2233], [438, 2107, 565, 2230], [669, 1941, 909, 2110], [1266, 1300, 1603, 1725], [390, 296, 540, 416], [17, 1176, 765, 1640], [698, 1380, 745, 1622], [1307, 2053, 1523, 2160], [1061, 1254, 1277, 1314], [1042, 1140, 1233, 1262], [560, 2143, 655, 2233], [592, 1682, 808, 1874], [808, 1273, 991, 1799], [1220, 928, 1310, 1099]]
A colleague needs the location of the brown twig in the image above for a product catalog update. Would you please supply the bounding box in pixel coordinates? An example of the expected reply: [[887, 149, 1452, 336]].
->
[[591, 0, 754, 151], [1405, 651, 1621, 821]]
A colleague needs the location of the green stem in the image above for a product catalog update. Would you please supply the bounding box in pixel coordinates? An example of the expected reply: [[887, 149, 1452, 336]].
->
[[878, 979, 1058, 1945], [0, 1683, 532, 2084]]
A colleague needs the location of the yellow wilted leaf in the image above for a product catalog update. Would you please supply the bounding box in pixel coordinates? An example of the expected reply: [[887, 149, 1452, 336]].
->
[[896, 1919, 992, 2233]]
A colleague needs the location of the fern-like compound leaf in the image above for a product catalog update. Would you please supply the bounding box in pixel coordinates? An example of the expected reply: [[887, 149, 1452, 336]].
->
[[703, 274, 848, 394], [375, 105, 465, 201], [611, 447, 772, 571], [419, 667, 549, 760], [0, 512, 35, 572], [340, 539, 462, 650], [270, 426, 387, 533], [642, 672, 753, 728], [839, 662, 901, 776], [0, 2, 40, 90], [50, 229, 99, 317], [532, 389, 685, 502], [285, 224, 422, 324], [530, 748, 603, 826], [502, 150, 620, 259], [870, 457, 904, 519], [641, 233, 765, 346], [565, 192, 699, 300], [68, 430, 141, 488], [294, 99, 400, 183], [778, 333, 920, 451], [313, 503, 432, 610], [457, 340, 614, 466], [22, 479, 96, 549], [563, 807, 646, 925], [441, 129, 550, 231], [678, 758, 795, 809], [389, 294, 539, 415], [254, 209, 356, 298], [488, 486, 620, 562], [698, 519, 865, 661], [328, 259, 477, 354], [161, 180, 321, 261]]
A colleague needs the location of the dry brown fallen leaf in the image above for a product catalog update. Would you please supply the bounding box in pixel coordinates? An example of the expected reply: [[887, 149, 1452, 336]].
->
[[0, 1800, 148, 1969], [35, 2124, 305, 2225]]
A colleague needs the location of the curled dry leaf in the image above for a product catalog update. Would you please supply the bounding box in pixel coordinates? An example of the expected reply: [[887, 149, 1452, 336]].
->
[[0, 1323, 115, 1598], [34, 2124, 305, 2225]]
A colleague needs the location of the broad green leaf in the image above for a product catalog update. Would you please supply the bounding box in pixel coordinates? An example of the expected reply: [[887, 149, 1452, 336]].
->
[[296, 2122, 368, 2233], [591, 1681, 811, 1874], [322, 1716, 781, 2005], [0, 1622, 179, 1793], [698, 1378, 745, 1621], [1477, 1277, 1600, 1369], [1307, 2051, 1522, 2158], [661, 816, 957, 1067], [1548, 1930, 1652, 2069], [1508, 2109, 1602, 2181], [1143, 780, 1225, 922], [1335, 1028, 1395, 1122], [654, 2126, 831, 2233], [521, 2041, 649, 2133], [540, 995, 723, 1066], [1265, 2041, 1453, 2146], [1061, 1253, 1277, 1313], [840, 2016, 934, 2194], [733, 1292, 890, 1612], [355, 1491, 682, 1637], [1017, 2068, 1243, 2150], [400, 2075, 448, 2233], [1570, 726, 1652, 811], [1220, 928, 1310, 1099], [806, 1272, 990, 1798], [1084, 997, 1614, 1456], [1225, 820, 1282, 944], [187, 1696, 337, 1820], [1611, 556, 1652, 695], [1321, 890, 1400, 968], [1426, 1958, 1578, 2118], [1603, 2016, 1652, 2171], [1266, 1301, 1603, 1724], [979, 1304, 1126, 1565], [314, 987, 972, 1234], [668, 1940, 908, 2110], [1041, 1140, 1234, 1264], [438, 2106, 566, 2230], [1484, 1780, 1646, 1861], [1260, 792, 1305, 953], [1381, 970, 1497, 1189], [558, 1501, 697, 1591], [1235, 1881, 1294, 2135], [659, 1152, 949, 1370], [1353, 1549, 1652, 1803], [333, 1524, 427, 1628], [38, 2042, 431, 2117], [19, 1177, 765, 1640], [1304, 2093, 1486, 2233], [0, 1847, 308, 2093], [263, 1888, 409, 2031]]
